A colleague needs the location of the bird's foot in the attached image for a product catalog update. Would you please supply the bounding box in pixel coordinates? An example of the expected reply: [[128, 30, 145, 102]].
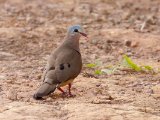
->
[[67, 92, 76, 97], [67, 83, 75, 97], [60, 92, 75, 98], [60, 91, 68, 97]]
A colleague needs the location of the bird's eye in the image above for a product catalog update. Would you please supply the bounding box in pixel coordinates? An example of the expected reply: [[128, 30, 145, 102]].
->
[[74, 29, 78, 32]]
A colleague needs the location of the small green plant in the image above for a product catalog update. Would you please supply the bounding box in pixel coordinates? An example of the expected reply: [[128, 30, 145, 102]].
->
[[122, 55, 141, 71], [122, 55, 154, 72], [86, 63, 97, 68], [141, 65, 153, 71], [86, 55, 156, 76], [101, 69, 114, 75], [94, 70, 102, 75], [101, 65, 120, 75]]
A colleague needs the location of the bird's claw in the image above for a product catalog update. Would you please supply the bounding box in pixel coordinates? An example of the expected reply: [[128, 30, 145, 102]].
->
[[61, 92, 68, 97], [61, 92, 76, 98], [67, 93, 76, 97]]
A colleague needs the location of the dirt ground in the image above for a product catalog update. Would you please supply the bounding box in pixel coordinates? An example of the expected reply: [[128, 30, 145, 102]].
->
[[0, 0, 160, 120]]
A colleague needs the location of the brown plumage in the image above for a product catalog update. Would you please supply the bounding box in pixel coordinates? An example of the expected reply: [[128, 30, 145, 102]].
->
[[33, 25, 87, 100]]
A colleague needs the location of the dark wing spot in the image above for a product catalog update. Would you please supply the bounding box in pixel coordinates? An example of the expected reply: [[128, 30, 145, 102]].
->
[[67, 63, 71, 68], [60, 64, 64, 70]]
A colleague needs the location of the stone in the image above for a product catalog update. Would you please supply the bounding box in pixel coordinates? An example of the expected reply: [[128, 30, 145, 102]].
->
[[151, 85, 160, 98]]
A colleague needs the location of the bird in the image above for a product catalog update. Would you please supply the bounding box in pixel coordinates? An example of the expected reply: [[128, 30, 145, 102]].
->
[[33, 25, 87, 100]]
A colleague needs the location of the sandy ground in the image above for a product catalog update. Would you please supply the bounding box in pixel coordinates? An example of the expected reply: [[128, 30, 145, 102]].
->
[[0, 0, 160, 120]]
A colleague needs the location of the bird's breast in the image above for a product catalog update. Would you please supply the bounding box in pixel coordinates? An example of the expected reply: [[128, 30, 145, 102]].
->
[[58, 79, 74, 87]]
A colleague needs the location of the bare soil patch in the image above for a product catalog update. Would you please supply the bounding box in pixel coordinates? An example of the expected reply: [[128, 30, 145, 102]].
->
[[0, 0, 160, 120]]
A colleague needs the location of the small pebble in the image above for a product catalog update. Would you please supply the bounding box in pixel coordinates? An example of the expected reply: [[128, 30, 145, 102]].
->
[[125, 40, 132, 47]]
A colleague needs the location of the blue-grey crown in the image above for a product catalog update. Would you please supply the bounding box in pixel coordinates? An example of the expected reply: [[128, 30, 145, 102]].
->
[[68, 25, 82, 33]]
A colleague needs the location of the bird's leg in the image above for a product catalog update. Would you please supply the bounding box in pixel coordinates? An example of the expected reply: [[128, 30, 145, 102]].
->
[[68, 83, 75, 97], [68, 83, 72, 96], [57, 87, 66, 94]]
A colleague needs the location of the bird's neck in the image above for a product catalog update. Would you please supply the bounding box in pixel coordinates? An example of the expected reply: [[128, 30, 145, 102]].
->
[[63, 35, 80, 52]]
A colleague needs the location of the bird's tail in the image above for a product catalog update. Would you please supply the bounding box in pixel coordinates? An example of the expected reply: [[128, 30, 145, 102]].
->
[[33, 82, 57, 100]]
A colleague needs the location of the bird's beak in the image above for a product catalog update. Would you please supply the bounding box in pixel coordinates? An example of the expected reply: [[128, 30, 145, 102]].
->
[[78, 32, 88, 39]]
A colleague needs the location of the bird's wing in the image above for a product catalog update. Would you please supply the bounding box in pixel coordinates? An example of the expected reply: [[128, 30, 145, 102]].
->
[[33, 48, 82, 99], [44, 49, 82, 84], [41, 51, 57, 82]]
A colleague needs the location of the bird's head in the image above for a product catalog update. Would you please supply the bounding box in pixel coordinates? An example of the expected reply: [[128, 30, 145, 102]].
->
[[67, 25, 87, 39]]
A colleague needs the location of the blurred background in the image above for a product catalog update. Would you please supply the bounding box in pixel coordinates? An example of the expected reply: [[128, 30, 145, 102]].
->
[[0, 0, 160, 120], [0, 0, 160, 59]]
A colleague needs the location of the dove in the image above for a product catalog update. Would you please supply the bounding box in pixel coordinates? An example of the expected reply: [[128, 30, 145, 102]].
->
[[33, 25, 87, 100]]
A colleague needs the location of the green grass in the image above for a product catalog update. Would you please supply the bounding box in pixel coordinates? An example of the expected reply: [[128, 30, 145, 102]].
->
[[122, 55, 141, 71], [86, 63, 97, 68], [86, 55, 157, 76]]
